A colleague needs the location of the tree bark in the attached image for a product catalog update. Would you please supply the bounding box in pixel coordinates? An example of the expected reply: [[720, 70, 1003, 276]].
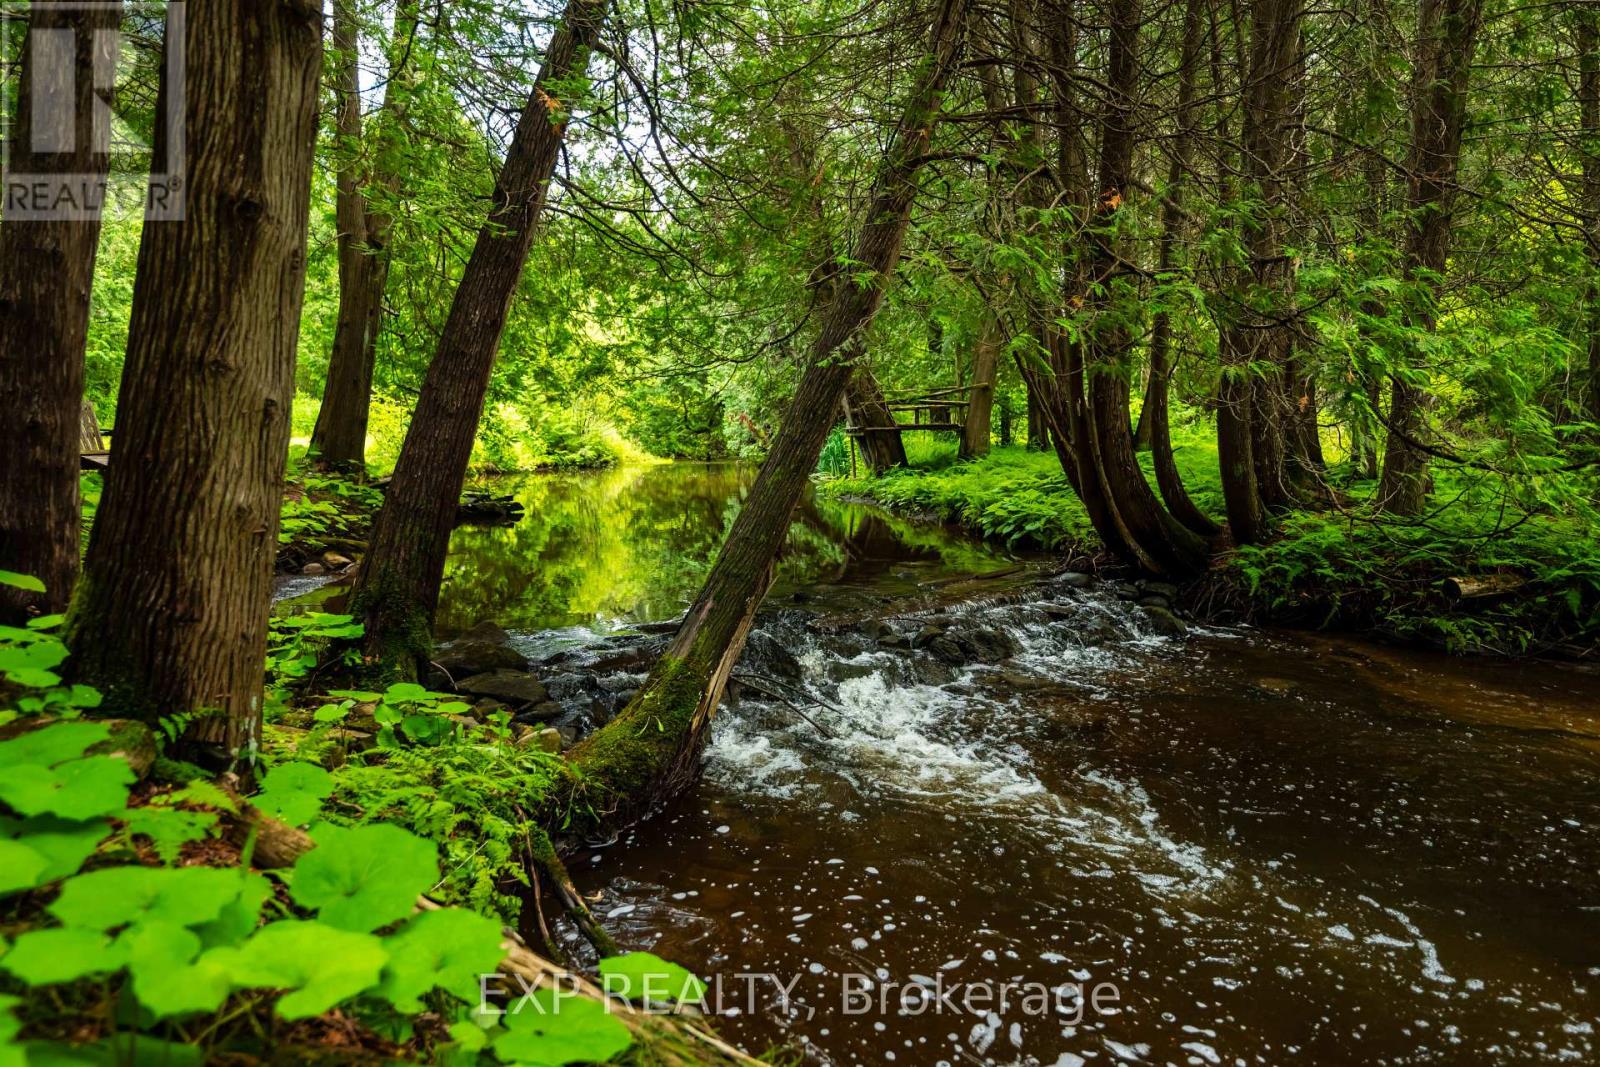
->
[[0, 4, 121, 621], [1217, 0, 1300, 542], [1377, 0, 1483, 514], [843, 369, 908, 474], [1579, 8, 1600, 424], [309, 0, 419, 470], [1145, 0, 1220, 538], [66, 0, 323, 759], [961, 314, 1002, 458], [350, 0, 609, 676], [1078, 0, 1210, 575], [567, 0, 974, 821]]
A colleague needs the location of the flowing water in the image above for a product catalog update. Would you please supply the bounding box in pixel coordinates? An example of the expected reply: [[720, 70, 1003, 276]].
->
[[290, 462, 1600, 1065]]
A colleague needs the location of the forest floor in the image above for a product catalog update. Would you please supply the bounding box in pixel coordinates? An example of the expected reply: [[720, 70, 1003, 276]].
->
[[821, 437, 1600, 657]]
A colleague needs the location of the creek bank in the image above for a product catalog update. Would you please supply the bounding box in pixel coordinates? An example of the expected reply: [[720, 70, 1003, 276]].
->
[[822, 464, 1598, 658]]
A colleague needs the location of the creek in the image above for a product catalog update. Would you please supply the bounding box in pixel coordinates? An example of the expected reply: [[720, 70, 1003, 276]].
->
[[289, 461, 1600, 1064]]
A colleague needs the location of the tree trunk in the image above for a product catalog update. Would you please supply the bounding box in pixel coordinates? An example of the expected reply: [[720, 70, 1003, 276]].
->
[[961, 315, 1002, 458], [567, 0, 974, 822], [309, 0, 419, 470], [1378, 0, 1484, 514], [350, 0, 609, 676], [844, 369, 908, 474], [1145, 0, 1220, 538], [1217, 0, 1301, 542], [1579, 9, 1599, 424], [0, 4, 121, 622], [66, 0, 323, 759]]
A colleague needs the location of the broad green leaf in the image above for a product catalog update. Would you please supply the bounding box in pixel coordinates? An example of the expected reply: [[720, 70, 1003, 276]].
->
[[0, 927, 121, 984], [401, 713, 453, 745], [208, 920, 387, 1019], [290, 823, 439, 932], [0, 840, 47, 896], [50, 866, 247, 931], [0, 757, 132, 820], [117, 921, 231, 1018], [378, 908, 507, 1011], [0, 816, 108, 884], [0, 722, 108, 768], [597, 951, 707, 1004], [191, 871, 271, 949], [0, 571, 44, 593], [383, 682, 430, 703], [493, 987, 632, 1066], [252, 762, 335, 827]]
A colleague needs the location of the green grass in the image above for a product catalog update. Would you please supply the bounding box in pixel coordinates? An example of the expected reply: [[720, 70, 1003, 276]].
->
[[822, 432, 1224, 551], [820, 432, 1600, 653]]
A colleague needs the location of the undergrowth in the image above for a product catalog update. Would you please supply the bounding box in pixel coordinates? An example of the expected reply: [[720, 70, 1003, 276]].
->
[[821, 435, 1600, 654]]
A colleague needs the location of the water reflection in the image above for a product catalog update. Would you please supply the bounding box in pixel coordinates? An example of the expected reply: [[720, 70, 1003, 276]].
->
[[432, 462, 1014, 637]]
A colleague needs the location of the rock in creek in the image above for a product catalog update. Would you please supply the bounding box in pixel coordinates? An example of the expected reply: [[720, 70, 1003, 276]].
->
[[1140, 604, 1189, 638], [456, 669, 549, 707], [434, 621, 530, 678]]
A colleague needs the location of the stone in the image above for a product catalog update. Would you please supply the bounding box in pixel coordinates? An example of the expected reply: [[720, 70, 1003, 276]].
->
[[1140, 581, 1180, 601], [433, 626, 530, 678], [739, 630, 803, 684], [1109, 581, 1141, 601], [513, 701, 565, 724], [912, 622, 948, 649], [456, 669, 549, 707], [471, 698, 509, 720], [1140, 605, 1189, 638], [460, 620, 510, 643], [1059, 571, 1093, 589], [321, 551, 354, 569], [831, 660, 878, 682], [859, 619, 891, 641], [535, 727, 562, 754], [959, 627, 1016, 664], [879, 632, 911, 651], [300, 562, 326, 576], [925, 634, 967, 665], [1137, 594, 1171, 610], [556, 724, 580, 747]]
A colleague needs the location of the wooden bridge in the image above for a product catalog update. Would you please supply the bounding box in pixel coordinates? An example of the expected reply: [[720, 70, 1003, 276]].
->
[[842, 384, 973, 437]]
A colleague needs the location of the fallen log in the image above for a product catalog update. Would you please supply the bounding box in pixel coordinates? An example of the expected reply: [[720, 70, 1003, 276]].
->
[[1444, 574, 1527, 600]]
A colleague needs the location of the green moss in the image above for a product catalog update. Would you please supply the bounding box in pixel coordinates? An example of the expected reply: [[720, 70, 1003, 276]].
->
[[564, 653, 708, 829]]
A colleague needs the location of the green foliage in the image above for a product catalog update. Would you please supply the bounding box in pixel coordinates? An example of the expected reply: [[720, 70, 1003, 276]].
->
[[597, 952, 707, 1005], [492, 988, 632, 1067], [290, 822, 441, 932], [0, 619, 652, 1066]]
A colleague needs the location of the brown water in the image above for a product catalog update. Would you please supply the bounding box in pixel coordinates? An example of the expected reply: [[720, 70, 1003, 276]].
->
[[566, 618, 1600, 1065], [290, 462, 1600, 1064]]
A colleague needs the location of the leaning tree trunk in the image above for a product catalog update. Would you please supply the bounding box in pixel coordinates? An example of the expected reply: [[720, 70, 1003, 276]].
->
[[0, 4, 121, 622], [1378, 0, 1483, 514], [66, 0, 322, 759], [961, 314, 1002, 458], [350, 0, 609, 676], [1145, 0, 1220, 538], [308, 0, 419, 470], [844, 369, 908, 474], [567, 0, 974, 823]]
